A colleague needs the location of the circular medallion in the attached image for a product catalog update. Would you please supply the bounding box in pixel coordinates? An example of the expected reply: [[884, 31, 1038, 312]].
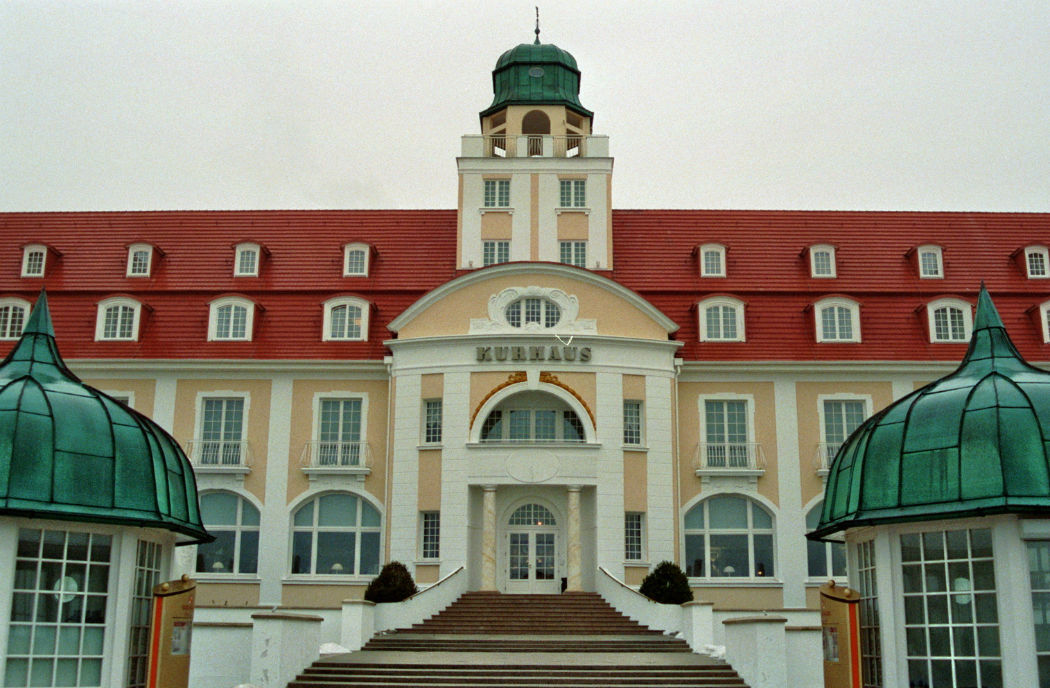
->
[[528, 66, 545, 78], [507, 450, 558, 483]]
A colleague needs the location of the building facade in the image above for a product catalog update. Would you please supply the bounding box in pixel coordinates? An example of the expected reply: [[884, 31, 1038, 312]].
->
[[2, 35, 1050, 686]]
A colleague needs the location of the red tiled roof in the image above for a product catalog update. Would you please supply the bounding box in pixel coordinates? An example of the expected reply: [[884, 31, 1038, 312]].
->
[[1, 209, 1047, 362]]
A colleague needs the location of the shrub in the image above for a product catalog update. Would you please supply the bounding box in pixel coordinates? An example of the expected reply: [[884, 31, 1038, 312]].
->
[[364, 561, 418, 603], [638, 561, 693, 604]]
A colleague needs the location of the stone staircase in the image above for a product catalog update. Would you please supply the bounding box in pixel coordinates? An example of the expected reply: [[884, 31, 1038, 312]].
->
[[288, 591, 748, 687]]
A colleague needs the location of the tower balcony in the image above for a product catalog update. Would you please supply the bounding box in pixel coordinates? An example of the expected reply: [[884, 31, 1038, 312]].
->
[[461, 134, 609, 158]]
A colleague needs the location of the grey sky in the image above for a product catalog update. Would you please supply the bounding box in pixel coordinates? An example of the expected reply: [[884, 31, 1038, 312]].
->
[[2, 1, 1048, 212]]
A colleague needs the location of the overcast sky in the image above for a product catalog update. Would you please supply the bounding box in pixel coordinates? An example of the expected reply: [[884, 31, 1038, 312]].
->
[[2, 1, 1048, 212]]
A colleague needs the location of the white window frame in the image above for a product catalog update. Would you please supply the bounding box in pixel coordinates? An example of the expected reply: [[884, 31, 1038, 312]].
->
[[95, 296, 143, 342], [816, 394, 871, 473], [193, 392, 250, 468], [21, 244, 47, 277], [482, 240, 510, 267], [289, 491, 383, 577], [697, 394, 758, 471], [1025, 245, 1049, 279], [101, 390, 135, 408], [809, 244, 836, 278], [343, 242, 370, 277], [504, 295, 562, 329], [915, 244, 944, 279], [126, 243, 154, 277], [699, 297, 745, 342], [309, 392, 369, 468], [195, 490, 261, 577], [208, 296, 255, 341], [815, 297, 861, 343], [422, 399, 442, 445], [927, 298, 973, 343], [483, 178, 510, 208], [700, 243, 726, 277], [805, 501, 846, 581], [682, 493, 776, 579], [234, 242, 260, 277], [0, 297, 30, 340], [625, 512, 646, 562], [419, 511, 440, 560], [623, 400, 643, 447], [558, 178, 586, 208], [322, 297, 369, 341], [1040, 300, 1050, 344], [559, 240, 587, 268]]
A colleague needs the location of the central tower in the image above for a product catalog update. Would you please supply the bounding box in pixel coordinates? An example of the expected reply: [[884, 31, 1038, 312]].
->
[[457, 31, 613, 271]]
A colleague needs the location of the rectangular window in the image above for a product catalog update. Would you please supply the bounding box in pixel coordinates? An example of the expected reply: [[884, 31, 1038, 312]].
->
[[822, 399, 866, 467], [857, 539, 883, 688], [623, 400, 642, 446], [236, 247, 258, 276], [625, 512, 644, 561], [703, 249, 724, 276], [200, 397, 245, 465], [129, 249, 151, 276], [559, 179, 586, 207], [102, 304, 136, 340], [559, 240, 587, 267], [318, 398, 362, 466], [705, 304, 738, 340], [901, 528, 1001, 687], [424, 399, 442, 444], [126, 540, 162, 688], [934, 307, 966, 341], [22, 248, 46, 277], [704, 399, 749, 467], [0, 304, 27, 339], [421, 512, 440, 559], [483, 179, 510, 207], [1028, 541, 1050, 681], [919, 250, 942, 277], [7, 529, 111, 687], [483, 240, 509, 267], [1028, 249, 1049, 278]]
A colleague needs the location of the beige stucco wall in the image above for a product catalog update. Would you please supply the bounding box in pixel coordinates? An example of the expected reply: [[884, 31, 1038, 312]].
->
[[677, 381, 779, 508], [397, 273, 670, 341], [795, 381, 895, 506], [172, 379, 272, 503], [482, 105, 591, 137], [285, 379, 389, 505], [418, 450, 441, 511], [480, 210, 512, 240], [624, 566, 649, 587], [557, 211, 589, 240], [195, 583, 260, 608], [693, 586, 784, 610], [624, 451, 647, 512], [282, 584, 365, 608], [621, 374, 645, 400], [420, 373, 443, 399], [83, 377, 157, 417], [416, 564, 440, 584]]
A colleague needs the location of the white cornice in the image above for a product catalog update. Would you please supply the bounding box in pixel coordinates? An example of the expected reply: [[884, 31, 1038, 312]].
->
[[66, 359, 389, 376]]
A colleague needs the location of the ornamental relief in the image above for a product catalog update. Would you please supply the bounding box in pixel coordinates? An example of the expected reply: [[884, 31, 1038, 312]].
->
[[469, 285, 597, 334]]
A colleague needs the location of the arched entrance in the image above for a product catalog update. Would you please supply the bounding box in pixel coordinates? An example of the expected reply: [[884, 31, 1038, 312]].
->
[[502, 501, 561, 593]]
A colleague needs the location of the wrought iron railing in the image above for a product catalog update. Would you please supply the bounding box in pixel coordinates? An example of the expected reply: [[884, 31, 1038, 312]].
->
[[694, 442, 765, 471], [483, 134, 587, 158], [816, 442, 842, 473], [187, 439, 251, 468], [300, 441, 371, 469]]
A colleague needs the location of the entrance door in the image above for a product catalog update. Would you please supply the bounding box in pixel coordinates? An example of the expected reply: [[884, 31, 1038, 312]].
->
[[505, 530, 558, 594]]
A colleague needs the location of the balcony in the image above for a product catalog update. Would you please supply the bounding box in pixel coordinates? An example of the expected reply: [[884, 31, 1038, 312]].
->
[[300, 441, 371, 481], [694, 442, 765, 486], [187, 439, 251, 475], [815, 442, 842, 480], [461, 134, 609, 159]]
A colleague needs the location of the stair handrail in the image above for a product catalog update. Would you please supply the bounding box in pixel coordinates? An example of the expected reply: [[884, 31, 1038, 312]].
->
[[372, 565, 468, 634], [403, 565, 465, 601], [596, 566, 685, 637]]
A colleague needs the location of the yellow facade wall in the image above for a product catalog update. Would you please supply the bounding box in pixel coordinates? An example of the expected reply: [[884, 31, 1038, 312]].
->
[[481, 104, 592, 137], [418, 450, 442, 511], [692, 586, 784, 610], [282, 584, 365, 607], [556, 211, 589, 241], [172, 379, 272, 503], [195, 583, 260, 608], [622, 374, 645, 400], [480, 211, 512, 240], [83, 378, 156, 417], [624, 452, 647, 512]]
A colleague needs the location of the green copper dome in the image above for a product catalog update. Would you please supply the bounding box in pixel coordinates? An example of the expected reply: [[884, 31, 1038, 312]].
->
[[0, 293, 211, 544], [812, 286, 1050, 540], [481, 37, 592, 119]]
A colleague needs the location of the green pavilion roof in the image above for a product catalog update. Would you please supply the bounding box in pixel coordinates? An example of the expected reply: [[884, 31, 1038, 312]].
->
[[812, 286, 1050, 540], [481, 37, 592, 119], [0, 293, 211, 544]]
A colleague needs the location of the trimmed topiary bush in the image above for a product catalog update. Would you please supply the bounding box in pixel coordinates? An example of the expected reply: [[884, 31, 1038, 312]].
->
[[364, 561, 418, 603], [638, 560, 693, 604]]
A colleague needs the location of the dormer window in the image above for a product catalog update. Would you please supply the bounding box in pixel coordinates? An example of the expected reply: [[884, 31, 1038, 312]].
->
[[1039, 300, 1050, 343], [21, 244, 48, 277], [0, 298, 30, 339], [815, 297, 861, 342], [699, 244, 726, 277], [96, 297, 143, 341], [1026, 245, 1049, 279], [809, 245, 836, 278], [235, 243, 261, 277], [323, 297, 369, 341], [699, 297, 744, 341], [127, 243, 154, 277], [208, 296, 256, 341], [917, 245, 943, 278], [343, 243, 370, 276], [927, 298, 972, 343]]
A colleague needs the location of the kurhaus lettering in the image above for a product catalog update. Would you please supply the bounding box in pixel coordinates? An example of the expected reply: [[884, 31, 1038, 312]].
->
[[476, 345, 592, 363]]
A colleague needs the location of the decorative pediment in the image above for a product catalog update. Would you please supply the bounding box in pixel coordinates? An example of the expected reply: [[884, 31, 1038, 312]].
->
[[469, 286, 597, 334]]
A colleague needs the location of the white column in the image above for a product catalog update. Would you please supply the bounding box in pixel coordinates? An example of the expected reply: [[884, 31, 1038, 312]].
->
[[595, 372, 625, 579], [481, 485, 498, 590], [0, 523, 18, 680], [389, 374, 421, 568], [646, 374, 675, 564], [773, 378, 807, 608], [567, 486, 582, 591], [257, 376, 293, 606], [440, 371, 471, 577]]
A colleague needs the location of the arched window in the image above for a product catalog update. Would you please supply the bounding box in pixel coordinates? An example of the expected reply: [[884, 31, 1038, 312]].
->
[[927, 298, 972, 343], [505, 297, 561, 329], [208, 297, 254, 341], [343, 242, 370, 276], [699, 243, 726, 277], [95, 297, 143, 341], [699, 297, 744, 341], [806, 502, 845, 578], [0, 298, 30, 340], [323, 297, 369, 341], [290, 493, 381, 576], [815, 297, 860, 342], [196, 492, 260, 575], [235, 242, 261, 277], [683, 495, 774, 578], [479, 391, 586, 443], [809, 244, 836, 277], [509, 503, 556, 526]]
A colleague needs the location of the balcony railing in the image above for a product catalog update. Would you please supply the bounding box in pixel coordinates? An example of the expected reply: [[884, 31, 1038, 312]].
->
[[462, 134, 608, 159], [816, 442, 843, 476], [300, 441, 372, 471], [187, 440, 252, 470], [694, 442, 765, 472]]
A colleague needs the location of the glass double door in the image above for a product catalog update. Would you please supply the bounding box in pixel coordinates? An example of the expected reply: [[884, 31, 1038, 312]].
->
[[505, 530, 559, 594]]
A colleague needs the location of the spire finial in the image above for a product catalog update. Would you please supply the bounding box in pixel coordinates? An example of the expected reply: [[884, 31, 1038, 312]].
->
[[534, 6, 541, 44]]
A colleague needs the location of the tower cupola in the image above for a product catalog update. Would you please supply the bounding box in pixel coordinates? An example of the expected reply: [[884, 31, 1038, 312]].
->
[[482, 39, 592, 120]]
